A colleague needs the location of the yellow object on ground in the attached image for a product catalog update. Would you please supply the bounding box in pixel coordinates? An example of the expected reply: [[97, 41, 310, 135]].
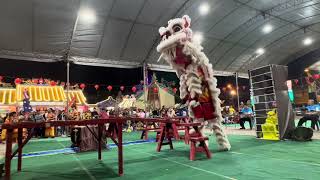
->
[[45, 127, 55, 138], [1, 129, 18, 142], [261, 109, 279, 140]]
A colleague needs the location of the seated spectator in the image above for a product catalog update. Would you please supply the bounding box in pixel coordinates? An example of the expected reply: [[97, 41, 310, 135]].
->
[[239, 105, 253, 130], [167, 108, 175, 118], [34, 110, 46, 138], [229, 106, 236, 116], [91, 108, 99, 119], [298, 109, 319, 130], [1, 112, 18, 142], [45, 109, 55, 138]]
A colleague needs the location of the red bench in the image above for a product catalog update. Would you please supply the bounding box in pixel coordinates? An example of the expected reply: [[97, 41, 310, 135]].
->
[[189, 136, 211, 161], [140, 127, 161, 141]]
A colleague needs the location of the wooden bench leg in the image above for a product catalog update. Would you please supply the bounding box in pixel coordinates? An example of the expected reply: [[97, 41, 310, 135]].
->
[[190, 141, 196, 161], [202, 141, 211, 159], [168, 137, 173, 149], [145, 131, 148, 140], [140, 131, 145, 139], [156, 126, 165, 152]]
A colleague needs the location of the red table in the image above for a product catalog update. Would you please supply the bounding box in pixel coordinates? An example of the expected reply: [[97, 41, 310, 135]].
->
[[2, 117, 195, 180]]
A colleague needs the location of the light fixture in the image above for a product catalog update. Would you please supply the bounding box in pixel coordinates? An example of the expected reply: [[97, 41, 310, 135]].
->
[[304, 68, 309, 72], [262, 24, 273, 34], [303, 37, 313, 46], [193, 32, 203, 43], [78, 8, 96, 23], [256, 48, 265, 55], [199, 3, 210, 16], [227, 84, 232, 89], [230, 90, 236, 96]]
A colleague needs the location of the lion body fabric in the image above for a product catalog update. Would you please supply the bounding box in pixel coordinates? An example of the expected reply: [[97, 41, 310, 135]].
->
[[156, 15, 231, 151]]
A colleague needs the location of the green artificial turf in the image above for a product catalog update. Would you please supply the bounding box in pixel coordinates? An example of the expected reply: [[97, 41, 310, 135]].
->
[[4, 131, 320, 180]]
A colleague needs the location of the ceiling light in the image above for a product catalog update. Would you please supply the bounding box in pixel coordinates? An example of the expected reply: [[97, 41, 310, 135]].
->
[[262, 24, 273, 34], [303, 37, 313, 46], [79, 8, 96, 23], [256, 48, 265, 55], [193, 32, 203, 43], [304, 68, 309, 72], [199, 3, 210, 16]]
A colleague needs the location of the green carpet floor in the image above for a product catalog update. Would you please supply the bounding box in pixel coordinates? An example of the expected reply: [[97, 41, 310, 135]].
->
[[4, 131, 320, 180]]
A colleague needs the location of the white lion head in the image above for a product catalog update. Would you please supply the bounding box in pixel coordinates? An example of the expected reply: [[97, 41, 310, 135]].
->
[[156, 15, 192, 53]]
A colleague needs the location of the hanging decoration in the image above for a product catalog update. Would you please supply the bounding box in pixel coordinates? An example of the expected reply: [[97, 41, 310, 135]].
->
[[39, 78, 44, 84], [294, 79, 299, 85], [107, 85, 113, 91], [153, 87, 158, 93], [163, 87, 168, 92], [32, 79, 39, 84], [0, 76, 3, 82], [120, 86, 125, 91], [313, 74, 320, 80], [80, 83, 86, 90], [94, 84, 99, 90], [61, 82, 66, 86], [173, 87, 177, 94], [132, 86, 137, 92], [50, 81, 57, 86], [15, 78, 22, 84]]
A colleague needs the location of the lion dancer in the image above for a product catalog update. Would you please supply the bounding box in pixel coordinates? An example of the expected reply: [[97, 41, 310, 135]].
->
[[156, 15, 230, 151]]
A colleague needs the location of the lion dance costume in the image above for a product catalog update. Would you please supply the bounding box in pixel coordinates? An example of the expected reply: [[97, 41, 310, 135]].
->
[[156, 15, 231, 151]]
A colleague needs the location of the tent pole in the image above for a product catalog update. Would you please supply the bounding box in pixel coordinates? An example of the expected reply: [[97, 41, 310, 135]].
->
[[235, 72, 240, 111], [66, 2, 81, 118], [143, 63, 148, 111]]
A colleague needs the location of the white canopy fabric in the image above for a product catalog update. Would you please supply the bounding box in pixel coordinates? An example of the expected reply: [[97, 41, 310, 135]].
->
[[1, 0, 320, 77]]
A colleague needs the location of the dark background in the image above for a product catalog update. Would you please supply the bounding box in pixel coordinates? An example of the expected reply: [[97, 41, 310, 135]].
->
[[0, 58, 250, 105]]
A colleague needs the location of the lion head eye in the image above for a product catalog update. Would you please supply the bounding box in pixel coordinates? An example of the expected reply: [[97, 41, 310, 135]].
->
[[173, 24, 182, 33]]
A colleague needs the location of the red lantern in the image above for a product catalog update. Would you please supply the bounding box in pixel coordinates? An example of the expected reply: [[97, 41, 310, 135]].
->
[[61, 82, 65, 86], [153, 87, 158, 93], [39, 78, 44, 84], [50, 81, 56, 86], [120, 86, 125, 91], [132, 86, 137, 92], [313, 74, 320, 80], [80, 83, 86, 90], [107, 85, 113, 91], [173, 87, 177, 94], [15, 78, 22, 85], [0, 76, 3, 82], [32, 79, 39, 84], [94, 84, 99, 90]]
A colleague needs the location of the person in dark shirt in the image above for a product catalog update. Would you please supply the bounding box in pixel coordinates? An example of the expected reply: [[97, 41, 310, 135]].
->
[[91, 108, 99, 119]]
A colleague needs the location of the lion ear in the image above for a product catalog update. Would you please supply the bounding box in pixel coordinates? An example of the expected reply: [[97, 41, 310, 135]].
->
[[159, 27, 167, 35], [182, 15, 191, 28]]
